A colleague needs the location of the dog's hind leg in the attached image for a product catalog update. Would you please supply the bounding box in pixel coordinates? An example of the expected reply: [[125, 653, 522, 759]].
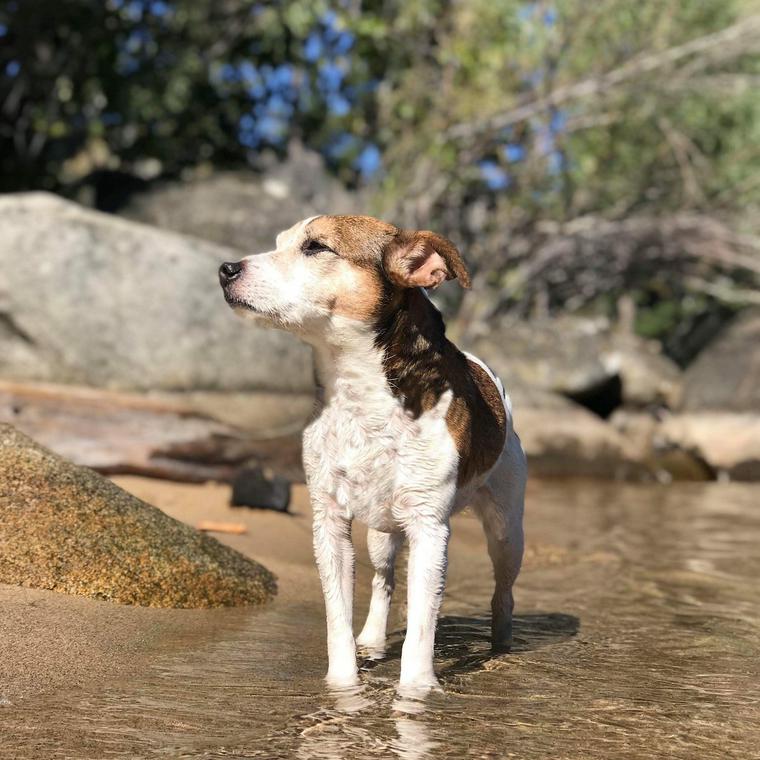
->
[[472, 431, 527, 649], [356, 529, 403, 655]]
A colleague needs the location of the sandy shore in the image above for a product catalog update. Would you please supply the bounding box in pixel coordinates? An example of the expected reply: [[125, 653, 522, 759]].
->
[[1, 479, 350, 704], [0, 475, 585, 706], [1, 474, 529, 705], [4, 478, 760, 759]]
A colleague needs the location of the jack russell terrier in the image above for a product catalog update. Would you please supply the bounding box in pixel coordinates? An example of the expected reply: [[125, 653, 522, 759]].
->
[[219, 215, 526, 692]]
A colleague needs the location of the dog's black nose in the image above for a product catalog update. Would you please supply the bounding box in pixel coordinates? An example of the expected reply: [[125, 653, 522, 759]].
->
[[219, 261, 243, 286]]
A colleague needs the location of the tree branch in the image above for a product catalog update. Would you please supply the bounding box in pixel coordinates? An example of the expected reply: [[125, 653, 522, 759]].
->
[[446, 15, 760, 142]]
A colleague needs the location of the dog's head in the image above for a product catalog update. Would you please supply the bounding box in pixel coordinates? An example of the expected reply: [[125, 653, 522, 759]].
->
[[218, 215, 470, 339]]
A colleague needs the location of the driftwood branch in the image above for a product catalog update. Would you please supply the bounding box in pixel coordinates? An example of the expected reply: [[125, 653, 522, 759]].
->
[[0, 381, 305, 482], [479, 213, 760, 319]]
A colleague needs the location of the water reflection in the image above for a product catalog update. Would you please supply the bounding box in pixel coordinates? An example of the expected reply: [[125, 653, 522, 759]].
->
[[296, 685, 437, 760], [364, 612, 580, 682], [390, 713, 437, 760]]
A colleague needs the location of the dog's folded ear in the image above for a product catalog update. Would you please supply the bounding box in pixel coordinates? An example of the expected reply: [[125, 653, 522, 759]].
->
[[383, 230, 471, 289]]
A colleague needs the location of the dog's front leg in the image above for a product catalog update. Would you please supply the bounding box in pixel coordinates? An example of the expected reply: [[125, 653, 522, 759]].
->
[[312, 496, 358, 687], [399, 519, 450, 691]]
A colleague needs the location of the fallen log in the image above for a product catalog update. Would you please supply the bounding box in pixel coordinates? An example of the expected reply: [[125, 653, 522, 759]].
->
[[0, 381, 305, 482]]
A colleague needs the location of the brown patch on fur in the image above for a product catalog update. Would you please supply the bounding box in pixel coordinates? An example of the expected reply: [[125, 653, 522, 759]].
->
[[374, 289, 506, 485], [303, 216, 397, 322], [307, 216, 469, 291], [453, 359, 507, 484], [331, 266, 385, 321], [307, 215, 397, 267]]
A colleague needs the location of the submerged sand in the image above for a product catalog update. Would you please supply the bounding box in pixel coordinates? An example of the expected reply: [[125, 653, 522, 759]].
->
[[0, 479, 315, 703], [2, 478, 760, 759]]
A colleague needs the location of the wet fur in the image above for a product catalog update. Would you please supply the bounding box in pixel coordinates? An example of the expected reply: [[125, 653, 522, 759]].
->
[[219, 214, 527, 693], [374, 287, 507, 485]]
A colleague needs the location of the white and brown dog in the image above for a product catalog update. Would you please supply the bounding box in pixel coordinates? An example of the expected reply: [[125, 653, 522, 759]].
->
[[219, 215, 526, 693]]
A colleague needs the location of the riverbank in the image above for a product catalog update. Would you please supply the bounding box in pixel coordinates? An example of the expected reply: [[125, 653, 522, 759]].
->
[[3, 477, 759, 759]]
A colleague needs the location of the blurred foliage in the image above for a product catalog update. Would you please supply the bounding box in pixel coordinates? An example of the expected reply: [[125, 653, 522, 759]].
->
[[366, 2, 760, 291], [1, 0, 759, 356], [0, 0, 358, 188]]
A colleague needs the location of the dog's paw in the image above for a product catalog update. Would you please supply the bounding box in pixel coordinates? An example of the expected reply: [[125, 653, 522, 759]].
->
[[325, 669, 360, 689], [397, 674, 442, 699], [355, 635, 387, 661]]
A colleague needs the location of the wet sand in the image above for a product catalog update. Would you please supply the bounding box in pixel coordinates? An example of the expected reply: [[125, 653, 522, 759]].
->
[[2, 479, 760, 759], [0, 480, 320, 705]]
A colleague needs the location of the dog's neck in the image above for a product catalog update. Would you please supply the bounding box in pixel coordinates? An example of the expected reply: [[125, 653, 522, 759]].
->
[[312, 288, 459, 415], [311, 319, 390, 406]]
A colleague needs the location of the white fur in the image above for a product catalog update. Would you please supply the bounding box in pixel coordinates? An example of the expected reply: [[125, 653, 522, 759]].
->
[[228, 216, 370, 337], [463, 350, 512, 417], [221, 217, 527, 693], [303, 317, 461, 689]]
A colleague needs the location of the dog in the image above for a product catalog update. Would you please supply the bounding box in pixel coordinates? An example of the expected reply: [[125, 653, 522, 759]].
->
[[219, 215, 526, 692]]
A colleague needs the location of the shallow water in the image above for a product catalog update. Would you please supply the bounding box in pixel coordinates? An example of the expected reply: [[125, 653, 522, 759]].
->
[[3, 481, 760, 759]]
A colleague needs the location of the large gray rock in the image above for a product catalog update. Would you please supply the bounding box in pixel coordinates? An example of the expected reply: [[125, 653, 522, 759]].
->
[[0, 193, 313, 394], [122, 144, 363, 252], [469, 316, 682, 412], [657, 413, 760, 481], [682, 309, 760, 412], [0, 424, 276, 607], [516, 404, 650, 480], [470, 317, 610, 397]]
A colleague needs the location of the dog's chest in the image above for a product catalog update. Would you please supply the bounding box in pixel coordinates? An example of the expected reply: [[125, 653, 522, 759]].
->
[[303, 386, 457, 530]]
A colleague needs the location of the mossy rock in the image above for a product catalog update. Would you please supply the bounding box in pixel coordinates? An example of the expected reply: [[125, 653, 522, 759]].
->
[[0, 424, 276, 607]]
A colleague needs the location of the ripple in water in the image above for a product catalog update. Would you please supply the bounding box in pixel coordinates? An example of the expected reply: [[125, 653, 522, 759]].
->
[[3, 482, 760, 759]]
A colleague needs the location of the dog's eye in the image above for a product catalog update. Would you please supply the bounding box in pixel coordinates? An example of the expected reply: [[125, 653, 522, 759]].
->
[[303, 239, 334, 256]]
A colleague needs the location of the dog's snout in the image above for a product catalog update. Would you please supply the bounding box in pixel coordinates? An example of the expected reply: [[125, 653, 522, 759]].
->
[[219, 260, 243, 286]]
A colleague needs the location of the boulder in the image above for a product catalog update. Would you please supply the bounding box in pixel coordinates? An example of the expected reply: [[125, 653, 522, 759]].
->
[[656, 414, 760, 481], [0, 424, 276, 607], [611, 409, 760, 482], [0, 192, 313, 395], [503, 380, 575, 412], [468, 316, 682, 414], [470, 317, 611, 398], [609, 339, 683, 410], [610, 410, 713, 481], [682, 310, 760, 412], [122, 144, 363, 253], [514, 398, 651, 480]]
